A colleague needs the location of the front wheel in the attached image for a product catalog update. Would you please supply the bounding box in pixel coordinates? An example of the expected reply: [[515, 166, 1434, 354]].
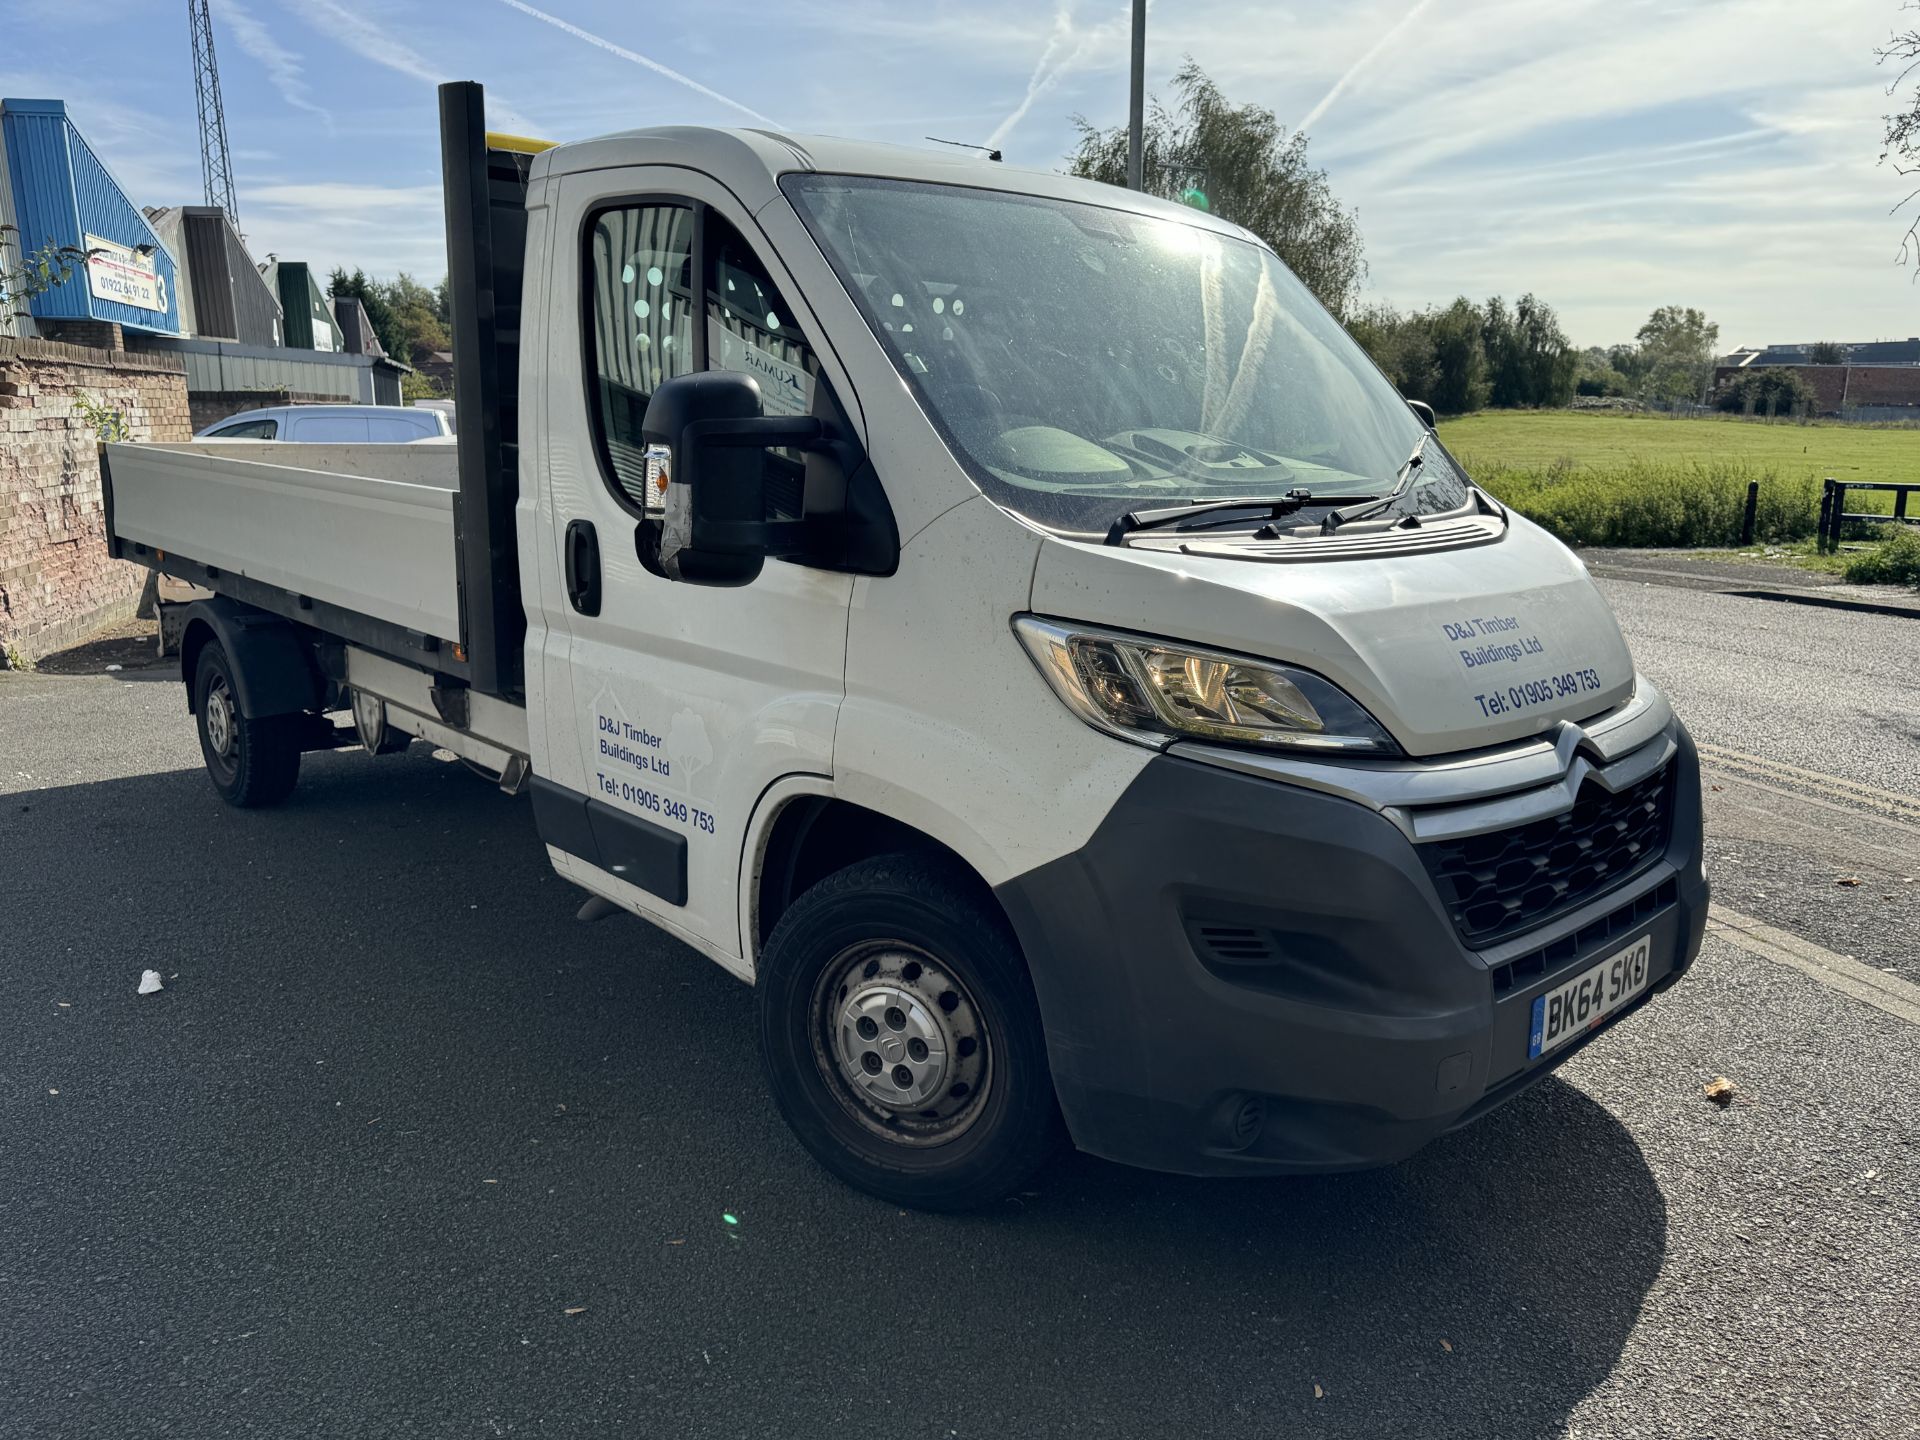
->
[[757, 853, 1064, 1211], [194, 642, 301, 807]]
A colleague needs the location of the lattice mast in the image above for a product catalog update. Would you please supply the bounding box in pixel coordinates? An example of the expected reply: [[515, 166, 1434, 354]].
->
[[189, 0, 239, 224]]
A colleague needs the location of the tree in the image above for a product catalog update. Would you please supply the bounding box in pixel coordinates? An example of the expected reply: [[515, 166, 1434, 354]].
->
[[1482, 293, 1576, 408], [1607, 341, 1652, 389], [379, 272, 450, 365], [1634, 304, 1720, 406], [328, 268, 451, 366], [1716, 367, 1817, 419], [1069, 61, 1367, 317], [401, 369, 446, 402], [1349, 297, 1487, 414], [1427, 298, 1491, 414], [1880, 3, 1920, 264], [1807, 340, 1846, 365], [1575, 346, 1631, 397]]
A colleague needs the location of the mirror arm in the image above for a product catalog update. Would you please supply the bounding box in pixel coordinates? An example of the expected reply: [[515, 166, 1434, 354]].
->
[[685, 416, 825, 449], [682, 413, 865, 505]]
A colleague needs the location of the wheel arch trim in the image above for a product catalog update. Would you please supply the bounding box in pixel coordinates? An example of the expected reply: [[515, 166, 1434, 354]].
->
[[739, 777, 1014, 979], [179, 598, 323, 719]]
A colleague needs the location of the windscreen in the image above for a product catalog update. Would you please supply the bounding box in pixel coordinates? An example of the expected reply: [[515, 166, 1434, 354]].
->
[[783, 175, 1470, 538]]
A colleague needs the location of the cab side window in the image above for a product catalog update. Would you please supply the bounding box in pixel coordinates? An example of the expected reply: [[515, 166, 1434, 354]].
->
[[704, 216, 820, 520], [212, 418, 277, 439], [587, 203, 696, 510]]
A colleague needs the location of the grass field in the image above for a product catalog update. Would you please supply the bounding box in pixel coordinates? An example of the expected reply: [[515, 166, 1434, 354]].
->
[[1438, 410, 1920, 488], [1435, 410, 1920, 552]]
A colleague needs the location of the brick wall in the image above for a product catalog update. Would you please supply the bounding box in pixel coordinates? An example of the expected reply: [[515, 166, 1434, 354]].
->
[[1712, 364, 1920, 416], [1843, 367, 1920, 410], [0, 336, 190, 664]]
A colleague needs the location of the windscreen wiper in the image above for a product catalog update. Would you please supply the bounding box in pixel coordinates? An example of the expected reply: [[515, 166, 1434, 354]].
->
[[1321, 432, 1429, 534], [1106, 493, 1313, 546]]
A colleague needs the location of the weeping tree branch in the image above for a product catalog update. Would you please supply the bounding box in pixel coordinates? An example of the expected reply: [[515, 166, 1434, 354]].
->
[[1880, 3, 1920, 267], [1067, 60, 1367, 319]]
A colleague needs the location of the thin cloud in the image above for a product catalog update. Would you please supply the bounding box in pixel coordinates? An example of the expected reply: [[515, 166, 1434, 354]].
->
[[985, 0, 1135, 151], [1293, 0, 1436, 136], [211, 0, 333, 127], [250, 181, 445, 211], [299, 0, 541, 135], [494, 0, 781, 128], [987, 5, 1078, 149]]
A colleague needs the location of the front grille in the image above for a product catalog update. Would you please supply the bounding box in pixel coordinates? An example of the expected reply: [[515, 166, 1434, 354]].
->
[[1420, 762, 1676, 947], [1491, 878, 1677, 994]]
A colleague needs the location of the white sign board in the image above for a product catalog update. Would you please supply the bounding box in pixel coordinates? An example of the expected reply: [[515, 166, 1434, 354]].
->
[[84, 233, 168, 314]]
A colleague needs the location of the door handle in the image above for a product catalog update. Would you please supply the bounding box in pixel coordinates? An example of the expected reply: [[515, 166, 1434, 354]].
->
[[565, 519, 602, 616]]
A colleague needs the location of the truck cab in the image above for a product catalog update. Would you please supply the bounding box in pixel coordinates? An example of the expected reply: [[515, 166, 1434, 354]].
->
[[103, 84, 1707, 1210]]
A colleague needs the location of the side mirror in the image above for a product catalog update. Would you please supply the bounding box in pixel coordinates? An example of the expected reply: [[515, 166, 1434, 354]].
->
[[639, 371, 822, 587], [1406, 399, 1438, 430]]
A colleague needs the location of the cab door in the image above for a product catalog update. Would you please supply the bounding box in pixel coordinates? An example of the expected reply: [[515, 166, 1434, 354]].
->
[[535, 166, 859, 968]]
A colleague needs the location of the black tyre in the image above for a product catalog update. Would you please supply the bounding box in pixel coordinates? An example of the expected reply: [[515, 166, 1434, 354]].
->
[[758, 852, 1064, 1211], [193, 642, 301, 808]]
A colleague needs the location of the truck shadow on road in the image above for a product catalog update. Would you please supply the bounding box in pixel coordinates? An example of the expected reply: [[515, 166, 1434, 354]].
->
[[4, 747, 1666, 1439]]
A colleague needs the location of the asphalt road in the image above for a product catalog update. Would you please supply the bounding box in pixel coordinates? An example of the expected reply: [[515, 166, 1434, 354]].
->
[[1599, 578, 1920, 980], [3, 587, 1918, 1439]]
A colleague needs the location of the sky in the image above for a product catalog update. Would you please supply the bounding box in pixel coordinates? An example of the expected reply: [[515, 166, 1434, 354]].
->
[[3, 0, 1914, 349]]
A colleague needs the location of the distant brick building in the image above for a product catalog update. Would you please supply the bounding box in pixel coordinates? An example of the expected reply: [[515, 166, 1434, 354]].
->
[[1710, 363, 1920, 420]]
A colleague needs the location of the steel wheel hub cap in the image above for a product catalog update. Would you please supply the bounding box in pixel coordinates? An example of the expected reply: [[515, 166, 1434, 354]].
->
[[205, 681, 235, 757], [836, 984, 950, 1108], [813, 942, 991, 1144]]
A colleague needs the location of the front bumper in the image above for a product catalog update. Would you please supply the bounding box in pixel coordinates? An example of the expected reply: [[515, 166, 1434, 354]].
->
[[994, 719, 1709, 1176]]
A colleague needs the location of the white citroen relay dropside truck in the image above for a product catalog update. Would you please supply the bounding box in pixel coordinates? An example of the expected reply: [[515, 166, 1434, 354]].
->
[[101, 83, 1707, 1209]]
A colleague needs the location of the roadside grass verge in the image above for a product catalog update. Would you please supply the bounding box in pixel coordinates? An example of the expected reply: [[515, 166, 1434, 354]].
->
[[1463, 458, 1845, 548], [1438, 409, 1914, 557], [1842, 528, 1920, 587]]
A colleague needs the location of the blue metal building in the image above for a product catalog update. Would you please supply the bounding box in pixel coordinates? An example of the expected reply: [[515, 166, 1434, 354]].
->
[[0, 98, 182, 336]]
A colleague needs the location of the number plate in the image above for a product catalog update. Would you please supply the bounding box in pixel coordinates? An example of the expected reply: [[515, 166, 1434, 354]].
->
[[1527, 935, 1652, 1060]]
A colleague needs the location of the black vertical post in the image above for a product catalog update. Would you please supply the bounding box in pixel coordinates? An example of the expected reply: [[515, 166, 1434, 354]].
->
[[440, 80, 517, 697], [1896, 486, 1910, 523], [1816, 479, 1833, 553], [1740, 479, 1759, 546], [1126, 0, 1146, 190]]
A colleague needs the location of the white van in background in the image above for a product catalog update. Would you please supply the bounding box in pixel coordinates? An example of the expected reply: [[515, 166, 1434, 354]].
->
[[196, 403, 453, 443]]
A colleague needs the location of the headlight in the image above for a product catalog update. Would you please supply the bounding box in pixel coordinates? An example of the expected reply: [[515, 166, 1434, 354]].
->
[[1012, 616, 1397, 755]]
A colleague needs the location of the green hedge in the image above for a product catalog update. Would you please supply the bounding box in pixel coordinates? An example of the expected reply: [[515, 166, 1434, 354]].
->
[[1466, 458, 1822, 548]]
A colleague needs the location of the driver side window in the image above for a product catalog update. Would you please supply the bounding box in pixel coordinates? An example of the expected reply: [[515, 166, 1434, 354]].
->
[[704, 215, 819, 521], [587, 203, 697, 511]]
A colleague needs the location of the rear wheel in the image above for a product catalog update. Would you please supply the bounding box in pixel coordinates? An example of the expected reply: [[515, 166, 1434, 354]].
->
[[194, 643, 301, 807], [757, 853, 1063, 1211]]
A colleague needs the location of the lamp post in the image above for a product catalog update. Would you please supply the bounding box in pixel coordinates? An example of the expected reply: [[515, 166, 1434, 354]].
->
[[1126, 0, 1146, 190]]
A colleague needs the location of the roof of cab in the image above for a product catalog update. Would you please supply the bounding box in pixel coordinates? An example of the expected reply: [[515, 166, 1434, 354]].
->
[[530, 127, 1254, 242]]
